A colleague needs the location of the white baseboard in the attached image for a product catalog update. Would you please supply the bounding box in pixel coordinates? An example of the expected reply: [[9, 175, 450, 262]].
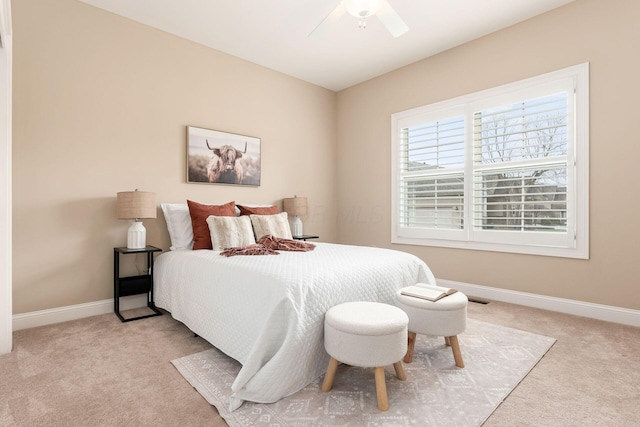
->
[[12, 295, 148, 331], [438, 279, 640, 328], [12, 280, 640, 331]]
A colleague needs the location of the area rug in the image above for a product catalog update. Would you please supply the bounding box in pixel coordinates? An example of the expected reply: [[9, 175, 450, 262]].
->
[[171, 319, 555, 426]]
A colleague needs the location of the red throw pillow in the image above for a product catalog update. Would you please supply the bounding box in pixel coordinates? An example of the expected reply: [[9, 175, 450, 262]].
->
[[187, 200, 236, 250], [237, 204, 280, 216]]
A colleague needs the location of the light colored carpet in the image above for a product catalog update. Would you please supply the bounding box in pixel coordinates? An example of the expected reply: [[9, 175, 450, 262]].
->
[[172, 319, 555, 426]]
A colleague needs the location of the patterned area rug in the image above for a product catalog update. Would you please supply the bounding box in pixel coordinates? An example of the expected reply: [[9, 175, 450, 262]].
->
[[172, 319, 555, 426]]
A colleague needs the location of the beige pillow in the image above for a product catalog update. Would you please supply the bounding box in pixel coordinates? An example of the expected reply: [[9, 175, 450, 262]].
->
[[250, 212, 293, 240], [206, 215, 256, 251]]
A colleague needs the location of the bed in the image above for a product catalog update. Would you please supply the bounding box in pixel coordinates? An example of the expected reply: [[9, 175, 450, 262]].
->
[[153, 241, 435, 411]]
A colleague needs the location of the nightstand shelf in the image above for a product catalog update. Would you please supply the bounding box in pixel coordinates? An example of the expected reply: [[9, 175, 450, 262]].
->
[[293, 235, 319, 241], [113, 246, 162, 322]]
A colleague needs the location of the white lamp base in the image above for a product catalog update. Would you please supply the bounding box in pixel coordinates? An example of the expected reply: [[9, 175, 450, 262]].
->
[[127, 220, 147, 249], [291, 216, 303, 237]]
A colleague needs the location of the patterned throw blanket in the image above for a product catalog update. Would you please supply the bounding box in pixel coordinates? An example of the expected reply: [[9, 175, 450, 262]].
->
[[220, 235, 316, 257]]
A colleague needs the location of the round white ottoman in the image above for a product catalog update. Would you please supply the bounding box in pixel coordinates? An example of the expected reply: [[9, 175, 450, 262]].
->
[[395, 287, 468, 368], [321, 301, 408, 411]]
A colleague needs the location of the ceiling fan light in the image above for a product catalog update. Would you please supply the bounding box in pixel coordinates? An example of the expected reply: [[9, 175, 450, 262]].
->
[[344, 0, 384, 19]]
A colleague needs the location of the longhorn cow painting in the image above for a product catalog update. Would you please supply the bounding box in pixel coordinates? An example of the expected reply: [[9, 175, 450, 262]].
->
[[187, 126, 261, 186]]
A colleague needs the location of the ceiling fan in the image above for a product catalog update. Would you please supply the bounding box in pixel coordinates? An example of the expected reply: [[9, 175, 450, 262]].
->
[[309, 0, 409, 38]]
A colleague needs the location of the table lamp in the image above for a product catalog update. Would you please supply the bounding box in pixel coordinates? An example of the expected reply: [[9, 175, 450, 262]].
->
[[117, 189, 156, 249], [283, 196, 308, 237]]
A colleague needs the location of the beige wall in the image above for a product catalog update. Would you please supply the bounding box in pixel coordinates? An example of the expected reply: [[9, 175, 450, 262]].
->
[[13, 0, 640, 315], [336, 0, 640, 310], [12, 0, 337, 314]]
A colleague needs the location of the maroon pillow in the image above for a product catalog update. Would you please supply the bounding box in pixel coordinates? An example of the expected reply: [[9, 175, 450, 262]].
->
[[187, 200, 236, 250], [237, 204, 280, 216]]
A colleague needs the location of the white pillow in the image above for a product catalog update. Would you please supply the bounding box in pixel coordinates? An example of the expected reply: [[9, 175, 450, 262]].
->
[[160, 203, 193, 250], [206, 215, 256, 251], [250, 212, 293, 240]]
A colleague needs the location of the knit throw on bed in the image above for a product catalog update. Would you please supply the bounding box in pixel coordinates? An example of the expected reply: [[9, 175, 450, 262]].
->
[[220, 235, 316, 257]]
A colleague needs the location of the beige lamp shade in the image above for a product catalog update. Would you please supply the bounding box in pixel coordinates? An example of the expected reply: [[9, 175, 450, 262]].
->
[[116, 190, 157, 220], [283, 196, 308, 216]]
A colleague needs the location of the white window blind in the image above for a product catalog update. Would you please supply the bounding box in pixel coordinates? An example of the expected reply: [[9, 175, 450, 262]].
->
[[391, 63, 589, 258], [399, 116, 465, 231], [473, 93, 568, 233]]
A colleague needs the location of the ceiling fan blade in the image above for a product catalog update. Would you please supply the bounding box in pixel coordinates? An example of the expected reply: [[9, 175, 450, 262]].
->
[[308, 3, 346, 38], [377, 0, 409, 38]]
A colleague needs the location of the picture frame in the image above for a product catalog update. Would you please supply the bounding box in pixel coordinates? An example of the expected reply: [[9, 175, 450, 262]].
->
[[187, 126, 261, 186]]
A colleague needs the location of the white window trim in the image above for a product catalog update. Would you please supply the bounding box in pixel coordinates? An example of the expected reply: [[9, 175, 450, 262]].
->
[[0, 0, 12, 354], [391, 63, 589, 259]]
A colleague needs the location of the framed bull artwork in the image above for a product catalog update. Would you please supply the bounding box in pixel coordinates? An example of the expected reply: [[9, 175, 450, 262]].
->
[[187, 126, 261, 186]]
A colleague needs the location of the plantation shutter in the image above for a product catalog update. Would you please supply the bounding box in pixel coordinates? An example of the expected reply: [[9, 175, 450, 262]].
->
[[398, 115, 465, 232], [392, 63, 587, 257], [472, 93, 569, 233]]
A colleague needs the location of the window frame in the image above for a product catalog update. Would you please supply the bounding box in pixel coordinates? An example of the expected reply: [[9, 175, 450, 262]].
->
[[391, 63, 589, 259]]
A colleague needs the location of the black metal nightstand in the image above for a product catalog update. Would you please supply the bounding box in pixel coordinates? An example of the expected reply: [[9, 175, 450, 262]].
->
[[292, 235, 319, 241], [113, 246, 162, 322]]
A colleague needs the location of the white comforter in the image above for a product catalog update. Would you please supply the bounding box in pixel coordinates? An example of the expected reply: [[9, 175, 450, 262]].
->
[[154, 242, 435, 410]]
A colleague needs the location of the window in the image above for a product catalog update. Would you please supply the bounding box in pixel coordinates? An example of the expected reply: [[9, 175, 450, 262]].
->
[[392, 64, 589, 258]]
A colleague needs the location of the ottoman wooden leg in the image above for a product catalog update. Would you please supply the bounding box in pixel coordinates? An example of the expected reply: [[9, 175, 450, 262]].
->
[[393, 361, 406, 380], [448, 335, 464, 368], [444, 336, 451, 346], [374, 366, 389, 411], [321, 357, 340, 392], [404, 331, 417, 363]]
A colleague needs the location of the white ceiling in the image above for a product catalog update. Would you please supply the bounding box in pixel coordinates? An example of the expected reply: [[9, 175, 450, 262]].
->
[[78, 0, 575, 92]]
